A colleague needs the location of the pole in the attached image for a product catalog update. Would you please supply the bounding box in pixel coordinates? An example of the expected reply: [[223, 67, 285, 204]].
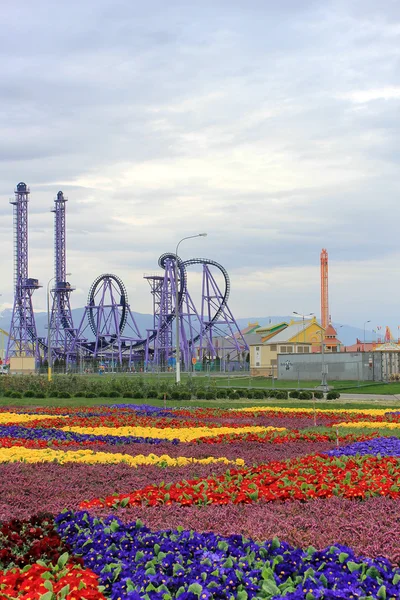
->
[[363, 320, 371, 352], [320, 329, 328, 392], [175, 234, 207, 385]]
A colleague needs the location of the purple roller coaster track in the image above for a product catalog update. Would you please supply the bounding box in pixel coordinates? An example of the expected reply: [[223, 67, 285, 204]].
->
[[6, 183, 248, 369]]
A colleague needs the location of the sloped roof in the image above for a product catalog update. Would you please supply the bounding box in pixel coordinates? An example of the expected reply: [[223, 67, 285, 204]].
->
[[325, 324, 338, 337], [255, 321, 288, 334], [264, 322, 312, 343], [234, 322, 260, 338]]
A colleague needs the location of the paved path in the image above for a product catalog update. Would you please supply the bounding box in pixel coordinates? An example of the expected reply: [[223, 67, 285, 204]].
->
[[333, 393, 400, 403]]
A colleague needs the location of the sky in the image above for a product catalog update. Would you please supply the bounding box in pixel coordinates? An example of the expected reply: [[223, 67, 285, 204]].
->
[[0, 0, 400, 333]]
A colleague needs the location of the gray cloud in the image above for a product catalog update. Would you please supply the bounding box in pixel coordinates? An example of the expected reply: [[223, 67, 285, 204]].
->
[[0, 0, 399, 330]]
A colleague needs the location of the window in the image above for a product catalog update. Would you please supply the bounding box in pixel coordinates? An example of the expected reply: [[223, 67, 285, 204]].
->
[[287, 346, 293, 353], [256, 362, 260, 366], [270, 345, 277, 351], [280, 346, 287, 353], [256, 346, 260, 351], [304, 346, 310, 353]]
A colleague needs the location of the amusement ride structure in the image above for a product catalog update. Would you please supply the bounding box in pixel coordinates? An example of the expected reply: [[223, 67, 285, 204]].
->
[[5, 183, 248, 369], [6, 183, 41, 360]]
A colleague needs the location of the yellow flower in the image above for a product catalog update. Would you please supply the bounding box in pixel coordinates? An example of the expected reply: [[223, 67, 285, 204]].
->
[[333, 421, 400, 429], [0, 447, 245, 467], [60, 425, 285, 441], [0, 413, 64, 424], [233, 406, 390, 416]]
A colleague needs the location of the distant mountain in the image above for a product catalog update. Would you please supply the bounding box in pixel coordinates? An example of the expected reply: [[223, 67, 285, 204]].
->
[[0, 308, 374, 347]]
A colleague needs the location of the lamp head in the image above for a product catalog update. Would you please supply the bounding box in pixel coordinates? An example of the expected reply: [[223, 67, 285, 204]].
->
[[199, 233, 207, 237]]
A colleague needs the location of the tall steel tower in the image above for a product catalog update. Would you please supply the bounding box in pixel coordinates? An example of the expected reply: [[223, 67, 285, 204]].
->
[[48, 191, 75, 359], [6, 182, 41, 361], [320, 248, 329, 330]]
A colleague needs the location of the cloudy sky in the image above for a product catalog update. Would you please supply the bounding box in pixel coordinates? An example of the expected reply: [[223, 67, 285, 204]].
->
[[0, 0, 399, 332]]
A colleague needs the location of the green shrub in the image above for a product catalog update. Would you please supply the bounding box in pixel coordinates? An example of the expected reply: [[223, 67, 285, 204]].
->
[[274, 390, 288, 399], [146, 388, 158, 399], [313, 391, 324, 400], [327, 391, 340, 400], [205, 391, 216, 400], [10, 391, 22, 399], [289, 390, 299, 398], [74, 392, 82, 398], [216, 389, 227, 398], [179, 391, 191, 401], [123, 391, 134, 398], [85, 392, 97, 398], [158, 392, 170, 401], [3, 390, 11, 397], [298, 391, 313, 400], [132, 390, 143, 399], [108, 390, 121, 398], [228, 391, 240, 400], [48, 391, 59, 398], [23, 390, 35, 398], [58, 392, 71, 399], [252, 389, 264, 400], [35, 391, 46, 399], [170, 390, 181, 400]]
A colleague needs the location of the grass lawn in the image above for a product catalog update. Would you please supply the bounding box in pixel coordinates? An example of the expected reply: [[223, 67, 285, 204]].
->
[[0, 395, 399, 410]]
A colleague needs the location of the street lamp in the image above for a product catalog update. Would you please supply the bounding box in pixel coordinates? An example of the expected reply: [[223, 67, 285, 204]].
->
[[293, 312, 314, 344], [175, 234, 207, 384], [47, 273, 71, 382], [363, 320, 371, 352], [319, 328, 328, 392]]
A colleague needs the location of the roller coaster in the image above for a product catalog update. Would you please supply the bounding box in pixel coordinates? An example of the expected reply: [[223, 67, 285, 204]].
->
[[6, 183, 248, 370]]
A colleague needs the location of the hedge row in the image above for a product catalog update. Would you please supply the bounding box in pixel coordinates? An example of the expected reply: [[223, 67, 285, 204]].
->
[[2, 387, 340, 401]]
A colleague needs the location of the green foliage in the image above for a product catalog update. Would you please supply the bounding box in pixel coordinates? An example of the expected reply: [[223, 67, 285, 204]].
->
[[23, 390, 35, 398], [313, 391, 324, 400], [298, 391, 313, 400], [274, 390, 288, 399], [252, 389, 264, 400], [289, 390, 299, 398], [85, 392, 98, 398], [216, 388, 227, 398], [108, 390, 121, 398], [327, 391, 341, 400]]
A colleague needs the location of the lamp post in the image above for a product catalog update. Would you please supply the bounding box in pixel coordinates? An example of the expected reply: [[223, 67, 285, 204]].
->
[[47, 273, 71, 382], [363, 320, 371, 352], [320, 328, 328, 392], [293, 312, 314, 344], [175, 234, 207, 384]]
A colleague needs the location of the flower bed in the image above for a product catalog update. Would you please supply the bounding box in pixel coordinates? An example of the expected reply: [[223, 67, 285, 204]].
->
[[0, 402, 399, 599], [80, 453, 400, 510]]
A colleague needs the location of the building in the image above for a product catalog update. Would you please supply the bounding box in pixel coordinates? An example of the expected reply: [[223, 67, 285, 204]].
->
[[344, 339, 376, 353], [250, 321, 314, 377], [315, 323, 342, 353]]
